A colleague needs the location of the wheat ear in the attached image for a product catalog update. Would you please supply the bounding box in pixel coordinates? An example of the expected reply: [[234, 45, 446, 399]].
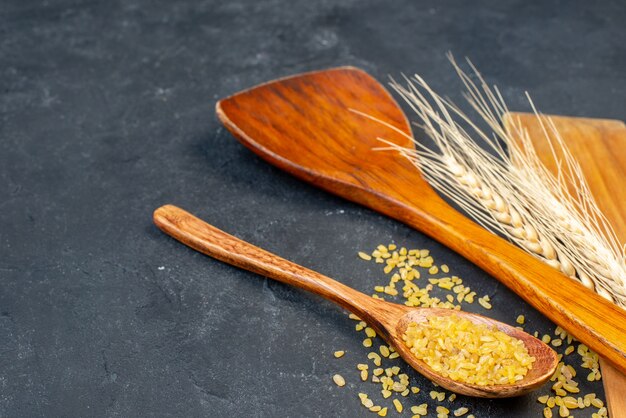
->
[[376, 55, 626, 307]]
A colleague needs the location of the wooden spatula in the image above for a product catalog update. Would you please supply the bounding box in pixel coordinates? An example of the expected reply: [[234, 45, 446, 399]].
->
[[505, 113, 626, 417], [215, 67, 626, 376]]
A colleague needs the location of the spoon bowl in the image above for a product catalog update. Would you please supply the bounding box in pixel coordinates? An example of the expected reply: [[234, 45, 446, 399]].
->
[[392, 307, 557, 397], [154, 204, 557, 397]]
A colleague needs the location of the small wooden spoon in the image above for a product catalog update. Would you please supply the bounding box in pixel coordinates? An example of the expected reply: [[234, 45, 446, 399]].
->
[[215, 67, 626, 375], [154, 204, 557, 398]]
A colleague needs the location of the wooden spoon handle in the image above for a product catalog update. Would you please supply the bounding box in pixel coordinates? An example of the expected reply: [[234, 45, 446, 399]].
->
[[153, 204, 400, 326], [378, 192, 626, 375]]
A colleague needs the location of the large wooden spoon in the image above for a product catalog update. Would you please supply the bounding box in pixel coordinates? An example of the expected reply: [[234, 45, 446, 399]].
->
[[215, 67, 626, 375], [154, 204, 557, 398]]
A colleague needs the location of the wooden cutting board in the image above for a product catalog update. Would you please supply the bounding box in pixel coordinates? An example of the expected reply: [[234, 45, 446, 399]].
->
[[505, 113, 626, 418]]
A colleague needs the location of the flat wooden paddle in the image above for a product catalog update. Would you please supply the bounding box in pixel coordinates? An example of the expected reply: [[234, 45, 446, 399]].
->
[[153, 204, 557, 397], [215, 67, 626, 376], [505, 113, 626, 417]]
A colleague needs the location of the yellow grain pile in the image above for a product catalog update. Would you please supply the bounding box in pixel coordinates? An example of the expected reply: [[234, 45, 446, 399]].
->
[[403, 315, 535, 385]]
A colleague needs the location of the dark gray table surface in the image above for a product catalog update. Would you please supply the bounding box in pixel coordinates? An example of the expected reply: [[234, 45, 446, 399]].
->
[[1, 1, 624, 417]]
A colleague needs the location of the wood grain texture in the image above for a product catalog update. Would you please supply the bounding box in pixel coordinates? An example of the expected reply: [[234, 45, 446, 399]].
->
[[505, 113, 626, 418], [153, 204, 557, 398], [215, 67, 626, 376]]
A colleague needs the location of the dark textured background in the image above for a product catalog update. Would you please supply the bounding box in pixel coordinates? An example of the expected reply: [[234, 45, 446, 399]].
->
[[1, 0, 624, 417]]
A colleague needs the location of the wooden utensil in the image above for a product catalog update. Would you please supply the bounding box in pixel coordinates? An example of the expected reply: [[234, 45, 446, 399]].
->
[[215, 67, 626, 375], [153, 204, 557, 398], [505, 113, 626, 417]]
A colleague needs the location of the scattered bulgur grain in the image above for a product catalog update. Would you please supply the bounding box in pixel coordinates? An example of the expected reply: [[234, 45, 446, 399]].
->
[[379, 345, 390, 357], [332, 374, 346, 387], [358, 252, 372, 261], [393, 399, 403, 413], [453, 407, 469, 416], [367, 352, 382, 366], [562, 397, 578, 409], [412, 404, 428, 415], [478, 295, 492, 310], [590, 398, 603, 408], [563, 383, 580, 393]]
